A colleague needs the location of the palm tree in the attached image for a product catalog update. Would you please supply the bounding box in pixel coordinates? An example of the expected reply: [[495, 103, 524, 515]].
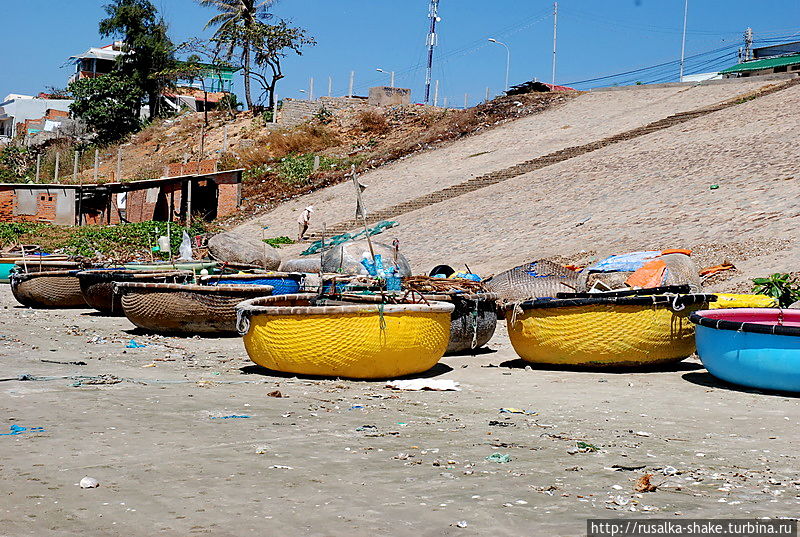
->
[[196, 0, 272, 110]]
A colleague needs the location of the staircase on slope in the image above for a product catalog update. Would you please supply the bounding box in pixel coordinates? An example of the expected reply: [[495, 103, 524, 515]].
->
[[306, 78, 799, 240]]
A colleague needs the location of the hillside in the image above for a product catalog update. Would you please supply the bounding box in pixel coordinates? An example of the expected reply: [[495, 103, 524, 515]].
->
[[237, 76, 800, 289]]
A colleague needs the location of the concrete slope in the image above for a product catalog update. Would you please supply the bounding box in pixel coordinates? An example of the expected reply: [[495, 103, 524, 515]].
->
[[379, 82, 800, 284], [237, 79, 774, 240]]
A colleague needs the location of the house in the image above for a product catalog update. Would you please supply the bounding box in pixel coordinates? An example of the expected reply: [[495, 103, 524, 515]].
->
[[68, 42, 126, 83], [68, 43, 239, 113], [0, 95, 74, 141], [0, 167, 243, 226], [720, 41, 800, 78]]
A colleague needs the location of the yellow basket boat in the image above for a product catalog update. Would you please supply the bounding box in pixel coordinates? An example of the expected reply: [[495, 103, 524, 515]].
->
[[506, 292, 716, 367], [709, 293, 777, 309], [235, 294, 454, 379]]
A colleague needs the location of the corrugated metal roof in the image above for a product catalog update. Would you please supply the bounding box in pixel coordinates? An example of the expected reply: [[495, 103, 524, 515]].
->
[[719, 53, 800, 73]]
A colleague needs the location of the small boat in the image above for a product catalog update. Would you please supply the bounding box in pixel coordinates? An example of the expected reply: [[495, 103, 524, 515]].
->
[[430, 292, 499, 354], [690, 308, 800, 392], [506, 290, 716, 367], [198, 272, 305, 295], [235, 293, 454, 378], [10, 270, 87, 308], [0, 256, 71, 284], [77, 269, 194, 315], [116, 282, 274, 335], [123, 261, 218, 275]]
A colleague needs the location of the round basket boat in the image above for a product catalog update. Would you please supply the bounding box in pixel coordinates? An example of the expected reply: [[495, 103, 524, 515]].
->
[[506, 292, 716, 367], [235, 293, 454, 379], [1, 256, 70, 283], [690, 308, 800, 392], [198, 272, 305, 295], [77, 270, 194, 315], [10, 270, 87, 308], [425, 292, 499, 354], [115, 282, 274, 335]]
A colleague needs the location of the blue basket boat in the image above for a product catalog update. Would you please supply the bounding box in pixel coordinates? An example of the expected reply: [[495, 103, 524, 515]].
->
[[199, 272, 304, 295], [690, 308, 800, 393]]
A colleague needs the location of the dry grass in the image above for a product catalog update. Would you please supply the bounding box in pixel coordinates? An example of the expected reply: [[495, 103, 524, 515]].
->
[[355, 110, 389, 135], [233, 124, 340, 169]]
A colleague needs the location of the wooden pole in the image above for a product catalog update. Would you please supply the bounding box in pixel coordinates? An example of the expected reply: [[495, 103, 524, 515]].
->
[[72, 151, 79, 182], [116, 147, 122, 182]]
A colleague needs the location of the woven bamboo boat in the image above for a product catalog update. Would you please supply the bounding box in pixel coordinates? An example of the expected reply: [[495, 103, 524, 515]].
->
[[199, 272, 305, 295], [116, 282, 274, 334], [506, 291, 716, 367], [77, 270, 194, 315], [235, 293, 454, 378], [1, 255, 70, 283], [333, 291, 499, 354], [426, 292, 499, 354], [10, 270, 87, 308]]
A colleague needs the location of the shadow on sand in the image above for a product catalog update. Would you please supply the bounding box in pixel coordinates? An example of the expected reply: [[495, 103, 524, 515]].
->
[[497, 358, 705, 374], [682, 371, 800, 399], [238, 362, 454, 382]]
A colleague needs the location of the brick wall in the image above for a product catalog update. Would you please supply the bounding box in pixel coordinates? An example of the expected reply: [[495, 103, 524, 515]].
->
[[217, 182, 240, 217], [278, 96, 366, 127], [0, 188, 13, 221], [163, 159, 218, 178]]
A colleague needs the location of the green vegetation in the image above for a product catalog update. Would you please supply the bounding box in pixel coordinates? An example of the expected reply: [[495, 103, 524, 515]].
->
[[0, 145, 34, 182], [277, 153, 340, 185], [0, 223, 45, 246], [752, 273, 800, 308], [0, 221, 208, 259], [262, 236, 293, 248], [98, 0, 176, 120], [69, 75, 144, 143]]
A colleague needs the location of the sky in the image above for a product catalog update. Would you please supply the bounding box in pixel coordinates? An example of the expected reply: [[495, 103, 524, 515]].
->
[[2, 0, 799, 107]]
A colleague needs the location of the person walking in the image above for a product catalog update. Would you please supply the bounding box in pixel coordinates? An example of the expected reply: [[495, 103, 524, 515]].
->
[[297, 205, 315, 241]]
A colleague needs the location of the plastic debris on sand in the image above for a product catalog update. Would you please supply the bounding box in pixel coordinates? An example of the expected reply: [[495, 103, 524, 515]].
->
[[385, 379, 461, 391]]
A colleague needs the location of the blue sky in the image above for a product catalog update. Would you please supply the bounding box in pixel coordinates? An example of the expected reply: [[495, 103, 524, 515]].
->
[[3, 0, 799, 106]]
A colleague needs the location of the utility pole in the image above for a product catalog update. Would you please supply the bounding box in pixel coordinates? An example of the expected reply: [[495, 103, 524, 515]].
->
[[744, 27, 753, 61], [348, 71, 355, 97], [679, 0, 689, 81], [328, 76, 333, 97], [433, 80, 439, 106], [552, 1, 558, 85], [309, 77, 314, 100], [424, 0, 441, 104], [464, 93, 468, 109]]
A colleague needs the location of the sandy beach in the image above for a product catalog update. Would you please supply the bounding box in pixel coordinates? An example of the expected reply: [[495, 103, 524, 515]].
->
[[1, 287, 798, 536]]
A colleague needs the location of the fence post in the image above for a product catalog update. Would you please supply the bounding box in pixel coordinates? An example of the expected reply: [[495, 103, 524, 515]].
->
[[54, 151, 60, 182], [73, 151, 79, 182], [35, 153, 41, 182], [93, 149, 99, 182], [222, 125, 228, 153]]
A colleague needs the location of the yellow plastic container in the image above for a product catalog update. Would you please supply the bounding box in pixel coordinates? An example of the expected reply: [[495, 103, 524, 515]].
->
[[506, 294, 714, 367], [236, 294, 454, 379], [710, 293, 777, 309]]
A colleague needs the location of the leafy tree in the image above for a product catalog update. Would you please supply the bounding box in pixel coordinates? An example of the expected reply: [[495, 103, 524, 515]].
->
[[99, 0, 176, 119], [68, 74, 143, 143], [196, 0, 274, 110], [250, 20, 315, 109]]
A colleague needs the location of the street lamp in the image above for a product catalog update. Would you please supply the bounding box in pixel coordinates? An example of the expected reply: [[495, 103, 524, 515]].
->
[[488, 38, 510, 92], [376, 68, 395, 88]]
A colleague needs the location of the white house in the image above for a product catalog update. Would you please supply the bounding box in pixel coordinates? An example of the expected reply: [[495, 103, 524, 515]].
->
[[0, 94, 74, 141]]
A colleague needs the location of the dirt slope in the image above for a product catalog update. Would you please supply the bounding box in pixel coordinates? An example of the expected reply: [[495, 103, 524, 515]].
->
[[235, 78, 798, 289]]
